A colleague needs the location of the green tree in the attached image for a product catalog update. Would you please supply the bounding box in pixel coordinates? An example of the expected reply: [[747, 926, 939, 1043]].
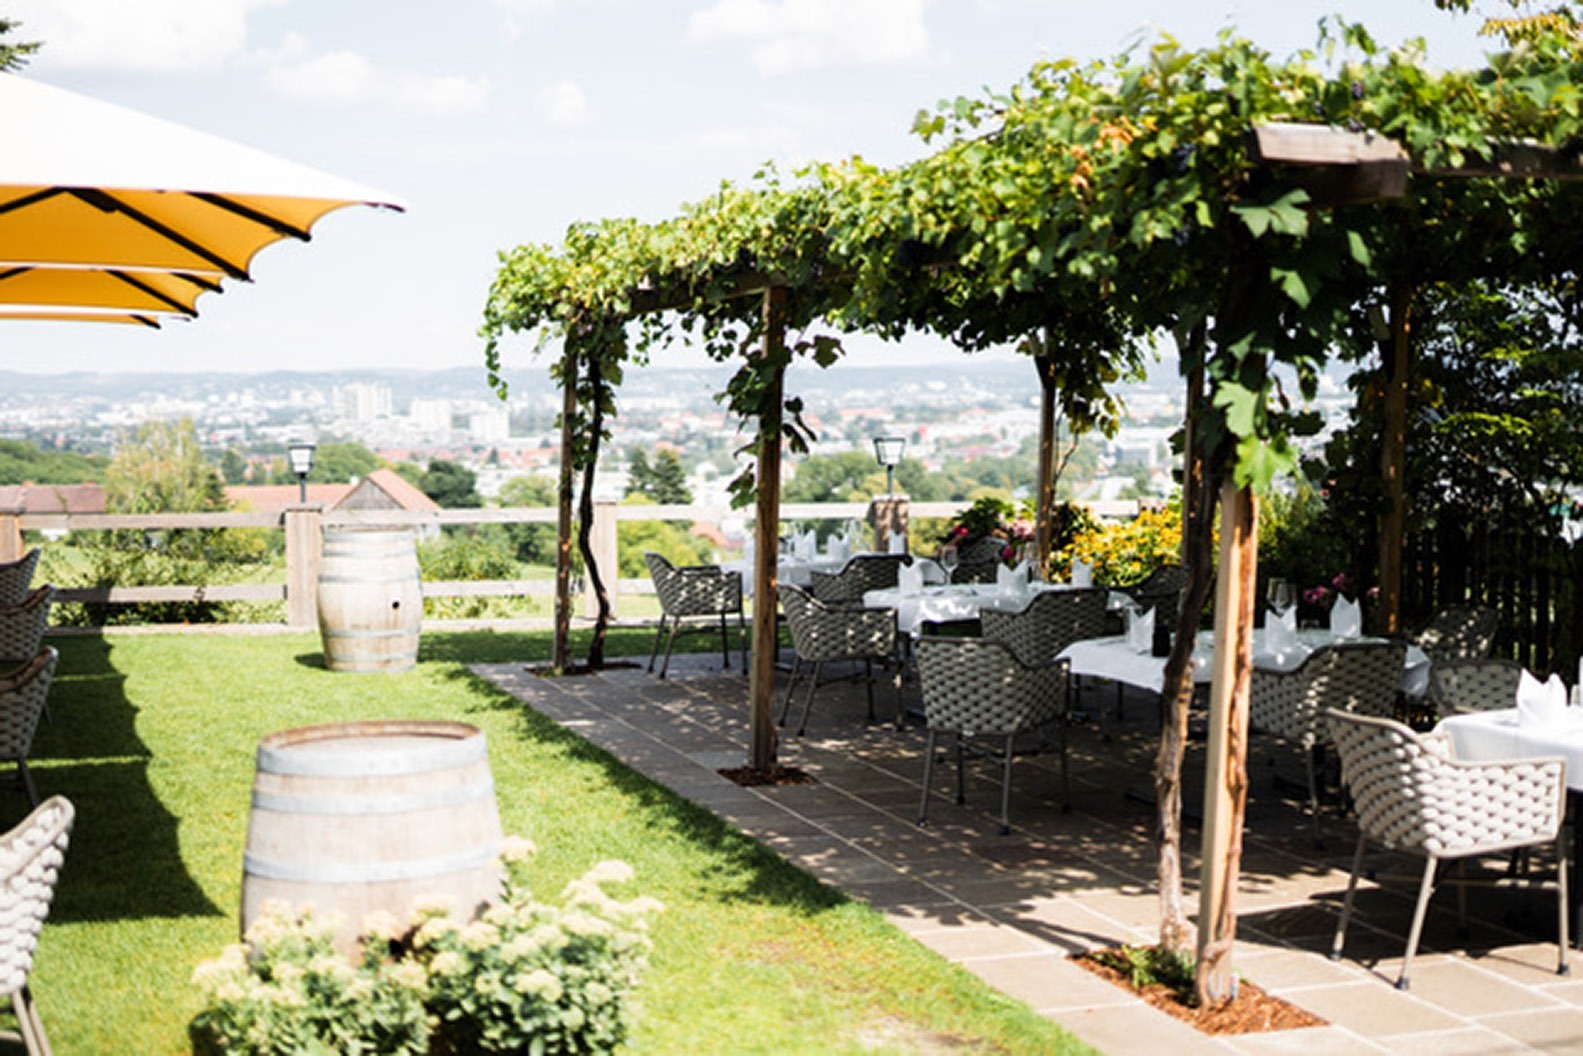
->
[[0, 18, 40, 71], [625, 448, 653, 499], [783, 451, 885, 503], [418, 460, 481, 508], [646, 449, 692, 504], [307, 441, 382, 484], [497, 474, 557, 565], [0, 439, 107, 484], [106, 419, 227, 514]]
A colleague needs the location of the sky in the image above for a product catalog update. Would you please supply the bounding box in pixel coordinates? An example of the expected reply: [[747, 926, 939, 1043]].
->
[[5, 0, 1493, 387]]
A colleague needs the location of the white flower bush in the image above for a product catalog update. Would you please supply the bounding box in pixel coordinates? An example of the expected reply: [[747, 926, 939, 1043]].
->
[[190, 838, 659, 1055]]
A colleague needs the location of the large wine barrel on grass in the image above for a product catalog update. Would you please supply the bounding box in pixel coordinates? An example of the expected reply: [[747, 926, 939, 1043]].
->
[[240, 720, 502, 950], [317, 527, 422, 672]]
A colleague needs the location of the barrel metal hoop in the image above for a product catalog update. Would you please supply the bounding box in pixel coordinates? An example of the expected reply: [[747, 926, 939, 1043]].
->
[[321, 627, 419, 640], [252, 778, 495, 816], [244, 842, 500, 885]]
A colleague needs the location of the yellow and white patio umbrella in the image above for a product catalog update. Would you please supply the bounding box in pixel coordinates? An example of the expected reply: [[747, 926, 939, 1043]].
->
[[0, 72, 404, 326]]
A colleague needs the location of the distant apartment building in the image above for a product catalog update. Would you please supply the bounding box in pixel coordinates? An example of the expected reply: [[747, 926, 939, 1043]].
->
[[333, 382, 394, 422], [408, 398, 452, 433], [469, 406, 510, 442]]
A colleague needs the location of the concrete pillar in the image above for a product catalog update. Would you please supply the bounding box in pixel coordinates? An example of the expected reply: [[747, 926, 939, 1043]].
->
[[867, 496, 909, 553], [584, 499, 619, 619], [284, 505, 324, 629]]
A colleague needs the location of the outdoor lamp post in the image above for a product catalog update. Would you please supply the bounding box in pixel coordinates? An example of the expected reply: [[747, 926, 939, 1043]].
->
[[287, 440, 316, 503], [873, 436, 905, 496]]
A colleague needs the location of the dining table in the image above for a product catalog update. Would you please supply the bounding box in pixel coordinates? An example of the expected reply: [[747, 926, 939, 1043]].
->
[[1059, 627, 1433, 697], [861, 580, 1116, 637]]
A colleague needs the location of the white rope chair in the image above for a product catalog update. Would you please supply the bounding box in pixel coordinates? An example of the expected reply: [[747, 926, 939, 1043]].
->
[[1411, 604, 1499, 662], [1326, 710, 1567, 990], [0, 650, 58, 809], [0, 551, 39, 609], [0, 795, 73, 1056], [777, 584, 900, 735], [1427, 656, 1524, 720], [1249, 640, 1405, 841], [981, 587, 1110, 666], [643, 552, 745, 679], [0, 588, 52, 668], [808, 553, 911, 605], [914, 636, 1069, 834]]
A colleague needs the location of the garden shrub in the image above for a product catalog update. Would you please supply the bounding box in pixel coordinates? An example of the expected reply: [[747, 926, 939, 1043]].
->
[[190, 839, 659, 1056], [1065, 505, 1182, 587]]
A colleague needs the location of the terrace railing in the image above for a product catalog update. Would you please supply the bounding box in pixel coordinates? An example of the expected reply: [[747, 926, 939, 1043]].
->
[[0, 498, 1147, 628]]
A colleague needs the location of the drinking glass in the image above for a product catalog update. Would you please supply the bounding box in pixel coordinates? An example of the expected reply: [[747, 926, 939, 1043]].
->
[[940, 543, 959, 584], [1267, 578, 1295, 619]]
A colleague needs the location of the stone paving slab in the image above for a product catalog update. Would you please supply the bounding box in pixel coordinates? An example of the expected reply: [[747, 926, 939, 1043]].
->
[[474, 654, 1581, 1054]]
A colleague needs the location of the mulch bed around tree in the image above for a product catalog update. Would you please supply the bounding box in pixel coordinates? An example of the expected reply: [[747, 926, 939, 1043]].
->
[[1073, 947, 1326, 1035], [718, 765, 816, 787]]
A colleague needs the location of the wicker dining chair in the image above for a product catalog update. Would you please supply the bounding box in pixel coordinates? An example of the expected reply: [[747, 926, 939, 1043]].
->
[[777, 584, 900, 735], [980, 588, 1111, 666], [1249, 640, 1406, 841], [1411, 604, 1499, 663], [1427, 656, 1525, 720], [808, 553, 912, 606], [643, 552, 745, 679], [0, 588, 52, 669], [914, 636, 1069, 834], [0, 551, 39, 609], [0, 795, 74, 1056], [950, 536, 1008, 585], [1326, 710, 1567, 990], [0, 650, 57, 809]]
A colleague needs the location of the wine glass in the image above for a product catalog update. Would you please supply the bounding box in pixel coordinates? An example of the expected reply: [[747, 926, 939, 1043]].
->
[[1267, 578, 1295, 620], [940, 542, 959, 585]]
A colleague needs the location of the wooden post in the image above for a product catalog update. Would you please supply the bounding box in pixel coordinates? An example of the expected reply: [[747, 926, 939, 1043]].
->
[[584, 499, 619, 619], [283, 505, 324, 629], [1378, 282, 1413, 635], [0, 512, 22, 564], [866, 495, 909, 553], [554, 346, 578, 672], [1196, 481, 1259, 1005], [749, 287, 787, 772]]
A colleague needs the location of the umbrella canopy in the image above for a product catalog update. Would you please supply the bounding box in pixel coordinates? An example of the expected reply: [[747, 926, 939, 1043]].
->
[[0, 72, 404, 325]]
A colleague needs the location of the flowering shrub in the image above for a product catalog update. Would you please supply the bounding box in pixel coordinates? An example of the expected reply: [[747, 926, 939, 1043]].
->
[[413, 840, 661, 1055], [189, 838, 660, 1056], [190, 904, 430, 1056], [1063, 505, 1183, 586], [942, 496, 1038, 565]]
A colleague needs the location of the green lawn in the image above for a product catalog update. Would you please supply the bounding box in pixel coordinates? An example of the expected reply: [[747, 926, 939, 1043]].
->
[[23, 628, 1090, 1054]]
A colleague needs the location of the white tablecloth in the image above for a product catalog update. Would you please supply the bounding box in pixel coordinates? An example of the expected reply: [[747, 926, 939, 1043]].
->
[[1439, 708, 1583, 791], [1060, 630, 1431, 696], [862, 582, 1080, 635], [723, 556, 845, 596]]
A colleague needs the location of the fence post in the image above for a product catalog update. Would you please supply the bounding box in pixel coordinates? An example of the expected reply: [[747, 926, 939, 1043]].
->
[[284, 505, 324, 629], [867, 496, 909, 553], [0, 511, 21, 563], [584, 499, 619, 619]]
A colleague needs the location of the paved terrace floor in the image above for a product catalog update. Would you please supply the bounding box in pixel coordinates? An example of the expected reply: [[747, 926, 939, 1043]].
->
[[474, 652, 1583, 1055]]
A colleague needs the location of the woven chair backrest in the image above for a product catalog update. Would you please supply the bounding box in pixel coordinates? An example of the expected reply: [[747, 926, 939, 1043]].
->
[[1327, 709, 1563, 857], [1251, 640, 1403, 744], [1414, 605, 1499, 662], [915, 637, 1064, 735], [777, 584, 893, 662], [0, 550, 39, 609], [983, 588, 1110, 666], [0, 649, 56, 763], [1429, 657, 1524, 718], [0, 587, 52, 664], [0, 795, 73, 992], [644, 552, 738, 617], [810, 554, 910, 603]]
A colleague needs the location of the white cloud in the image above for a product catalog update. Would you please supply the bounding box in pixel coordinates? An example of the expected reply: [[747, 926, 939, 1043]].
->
[[533, 80, 593, 127], [266, 51, 490, 116], [687, 0, 931, 75], [12, 0, 281, 72]]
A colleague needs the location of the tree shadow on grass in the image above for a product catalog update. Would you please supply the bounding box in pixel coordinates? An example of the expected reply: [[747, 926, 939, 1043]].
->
[[416, 628, 661, 667], [29, 633, 219, 922]]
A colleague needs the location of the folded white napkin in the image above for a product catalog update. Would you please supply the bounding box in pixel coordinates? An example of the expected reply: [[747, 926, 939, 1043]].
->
[[1518, 669, 1569, 729], [996, 561, 1027, 597], [1072, 560, 1093, 588], [916, 558, 946, 586], [888, 530, 907, 555], [898, 562, 923, 594], [1331, 596, 1361, 638], [794, 531, 814, 560], [1264, 613, 1295, 652], [828, 537, 849, 563], [1127, 605, 1154, 653]]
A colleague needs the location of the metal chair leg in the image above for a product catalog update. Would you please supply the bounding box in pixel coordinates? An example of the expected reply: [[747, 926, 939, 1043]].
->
[[795, 661, 821, 736], [14, 986, 49, 1056], [863, 658, 877, 723], [718, 612, 731, 670], [918, 729, 939, 827], [954, 734, 966, 806], [1557, 833, 1571, 976], [658, 621, 682, 679], [1397, 856, 1440, 991], [998, 733, 1015, 835], [1331, 833, 1368, 962], [17, 760, 37, 809], [647, 615, 668, 672], [777, 658, 802, 726]]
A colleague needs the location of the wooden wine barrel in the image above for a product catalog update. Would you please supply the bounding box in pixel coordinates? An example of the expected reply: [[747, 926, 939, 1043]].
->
[[317, 528, 422, 672], [240, 720, 502, 950]]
